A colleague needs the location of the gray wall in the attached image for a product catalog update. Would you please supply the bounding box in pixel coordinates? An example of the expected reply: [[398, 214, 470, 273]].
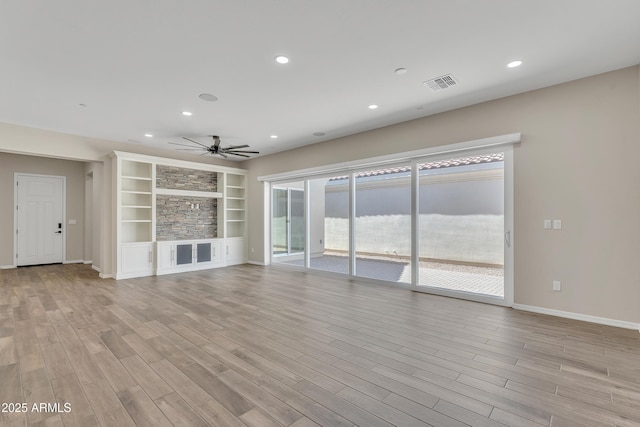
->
[[0, 153, 86, 265], [243, 66, 640, 325]]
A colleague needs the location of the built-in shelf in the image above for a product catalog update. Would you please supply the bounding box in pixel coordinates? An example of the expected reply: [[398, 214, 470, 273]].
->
[[225, 173, 246, 239], [112, 151, 248, 279], [122, 175, 152, 181], [156, 188, 222, 198]]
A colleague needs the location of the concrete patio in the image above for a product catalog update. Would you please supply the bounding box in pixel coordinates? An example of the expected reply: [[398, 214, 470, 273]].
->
[[281, 254, 504, 297]]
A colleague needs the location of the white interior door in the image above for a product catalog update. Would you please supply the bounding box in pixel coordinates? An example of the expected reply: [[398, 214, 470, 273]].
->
[[16, 174, 65, 266]]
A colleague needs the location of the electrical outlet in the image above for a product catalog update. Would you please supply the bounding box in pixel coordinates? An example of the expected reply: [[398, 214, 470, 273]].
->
[[553, 220, 562, 230], [552, 280, 561, 291], [544, 220, 552, 229]]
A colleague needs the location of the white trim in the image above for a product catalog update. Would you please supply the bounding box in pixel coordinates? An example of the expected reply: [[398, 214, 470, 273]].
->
[[246, 260, 267, 266], [14, 173, 67, 266], [155, 188, 222, 198], [258, 133, 521, 182], [513, 304, 640, 331], [0, 265, 16, 269], [83, 260, 93, 264], [413, 286, 510, 307], [63, 259, 84, 264], [99, 272, 114, 279], [92, 265, 102, 273], [110, 150, 247, 175], [503, 147, 514, 307]]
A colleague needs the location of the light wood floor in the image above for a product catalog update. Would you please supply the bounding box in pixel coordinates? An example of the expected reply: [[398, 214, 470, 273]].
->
[[1, 264, 639, 427]]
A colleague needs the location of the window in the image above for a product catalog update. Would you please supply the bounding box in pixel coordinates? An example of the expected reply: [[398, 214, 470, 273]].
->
[[263, 134, 516, 306]]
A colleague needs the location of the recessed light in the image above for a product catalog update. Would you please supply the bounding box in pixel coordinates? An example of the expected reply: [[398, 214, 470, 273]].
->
[[270, 135, 278, 139], [368, 104, 379, 110], [182, 111, 193, 116], [199, 93, 218, 102], [313, 132, 326, 137], [144, 134, 153, 138], [507, 60, 522, 68], [275, 55, 289, 64], [394, 68, 407, 75]]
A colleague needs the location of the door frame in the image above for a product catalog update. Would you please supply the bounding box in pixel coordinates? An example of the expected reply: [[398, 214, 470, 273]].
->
[[409, 146, 514, 307], [13, 173, 67, 267], [271, 187, 305, 258]]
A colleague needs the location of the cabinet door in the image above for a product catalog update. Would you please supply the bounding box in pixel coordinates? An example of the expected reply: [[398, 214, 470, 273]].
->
[[196, 242, 212, 264], [211, 240, 224, 266], [156, 242, 174, 271], [176, 243, 194, 266], [225, 238, 246, 265], [121, 243, 153, 276]]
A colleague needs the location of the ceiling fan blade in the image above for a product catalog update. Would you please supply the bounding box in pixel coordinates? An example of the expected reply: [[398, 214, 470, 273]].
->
[[175, 148, 206, 151], [226, 152, 250, 157], [217, 152, 228, 159], [169, 142, 204, 148], [225, 144, 250, 150], [182, 137, 210, 149], [225, 150, 260, 154]]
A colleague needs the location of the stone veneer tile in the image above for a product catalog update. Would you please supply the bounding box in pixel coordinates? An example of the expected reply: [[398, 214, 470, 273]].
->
[[156, 195, 217, 240], [156, 165, 218, 192]]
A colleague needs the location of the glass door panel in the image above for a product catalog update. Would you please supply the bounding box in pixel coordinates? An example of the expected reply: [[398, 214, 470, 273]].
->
[[309, 176, 350, 274], [272, 188, 288, 255], [355, 165, 411, 283], [289, 189, 305, 253], [272, 182, 305, 265], [417, 153, 505, 298]]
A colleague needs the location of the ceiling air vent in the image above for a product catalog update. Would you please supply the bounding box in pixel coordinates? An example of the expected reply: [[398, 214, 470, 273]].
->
[[423, 74, 458, 91]]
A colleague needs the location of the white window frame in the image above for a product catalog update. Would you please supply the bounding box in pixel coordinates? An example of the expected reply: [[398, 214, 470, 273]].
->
[[260, 133, 519, 306]]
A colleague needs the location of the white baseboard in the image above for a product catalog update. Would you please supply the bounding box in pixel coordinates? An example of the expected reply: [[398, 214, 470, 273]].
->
[[246, 260, 266, 266], [63, 259, 84, 264], [513, 304, 640, 332], [0, 265, 16, 269], [83, 260, 93, 265], [99, 272, 113, 279], [92, 265, 102, 273]]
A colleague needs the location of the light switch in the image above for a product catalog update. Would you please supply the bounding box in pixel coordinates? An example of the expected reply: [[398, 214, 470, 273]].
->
[[544, 220, 552, 229], [552, 280, 561, 291], [68, 219, 77, 225], [553, 220, 562, 230]]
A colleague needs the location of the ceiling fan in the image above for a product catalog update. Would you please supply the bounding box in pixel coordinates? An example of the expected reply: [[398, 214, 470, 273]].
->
[[169, 135, 259, 158]]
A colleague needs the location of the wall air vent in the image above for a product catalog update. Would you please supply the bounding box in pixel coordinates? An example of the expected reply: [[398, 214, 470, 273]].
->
[[423, 74, 458, 91]]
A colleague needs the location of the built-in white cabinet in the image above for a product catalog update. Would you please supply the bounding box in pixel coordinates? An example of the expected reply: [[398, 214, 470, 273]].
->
[[224, 173, 246, 238], [156, 239, 224, 275], [111, 151, 248, 280], [225, 237, 246, 265], [113, 156, 155, 279], [120, 242, 154, 277]]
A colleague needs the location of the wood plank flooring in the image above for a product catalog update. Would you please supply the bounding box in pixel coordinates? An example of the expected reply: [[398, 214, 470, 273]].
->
[[1, 263, 639, 426]]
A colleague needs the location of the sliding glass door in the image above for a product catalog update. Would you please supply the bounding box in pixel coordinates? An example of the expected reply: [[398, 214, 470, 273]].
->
[[308, 175, 351, 274], [272, 183, 305, 264], [267, 143, 513, 306], [416, 152, 506, 299], [354, 164, 411, 283]]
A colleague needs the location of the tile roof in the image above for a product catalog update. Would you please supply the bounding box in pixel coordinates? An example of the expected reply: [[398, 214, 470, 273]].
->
[[329, 153, 504, 181]]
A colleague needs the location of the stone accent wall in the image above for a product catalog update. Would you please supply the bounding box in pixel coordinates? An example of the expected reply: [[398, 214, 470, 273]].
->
[[156, 195, 217, 240], [156, 165, 218, 192]]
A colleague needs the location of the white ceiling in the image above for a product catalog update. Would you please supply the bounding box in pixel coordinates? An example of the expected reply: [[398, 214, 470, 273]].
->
[[1, 1, 639, 160]]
